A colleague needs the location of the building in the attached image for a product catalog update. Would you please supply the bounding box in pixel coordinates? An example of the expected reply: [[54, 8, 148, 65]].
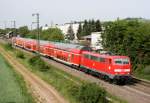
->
[[82, 32, 103, 50], [42, 22, 81, 40]]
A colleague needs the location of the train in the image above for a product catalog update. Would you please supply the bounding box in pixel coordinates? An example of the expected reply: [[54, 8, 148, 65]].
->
[[12, 37, 132, 83]]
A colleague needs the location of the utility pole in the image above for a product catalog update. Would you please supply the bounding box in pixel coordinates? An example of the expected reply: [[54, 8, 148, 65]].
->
[[32, 13, 40, 55], [3, 21, 7, 35], [12, 20, 16, 37]]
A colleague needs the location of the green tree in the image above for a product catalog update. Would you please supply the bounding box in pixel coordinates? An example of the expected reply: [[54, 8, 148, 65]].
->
[[102, 19, 150, 71], [42, 28, 64, 41], [66, 24, 75, 40], [78, 19, 102, 38], [95, 20, 102, 31], [76, 23, 82, 40], [18, 26, 29, 37]]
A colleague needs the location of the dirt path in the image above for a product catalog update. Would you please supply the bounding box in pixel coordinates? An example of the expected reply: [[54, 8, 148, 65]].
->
[[0, 46, 68, 103]]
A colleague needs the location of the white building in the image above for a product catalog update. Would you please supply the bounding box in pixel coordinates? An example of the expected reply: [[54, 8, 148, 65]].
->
[[42, 22, 80, 40], [91, 32, 103, 49], [82, 32, 103, 50]]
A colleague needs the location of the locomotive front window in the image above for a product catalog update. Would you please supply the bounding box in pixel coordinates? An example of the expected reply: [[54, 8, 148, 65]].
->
[[114, 58, 129, 64]]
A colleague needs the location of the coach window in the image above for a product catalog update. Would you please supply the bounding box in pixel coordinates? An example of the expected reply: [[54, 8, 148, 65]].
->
[[99, 57, 106, 62], [91, 56, 99, 61], [84, 54, 90, 59], [72, 54, 74, 59]]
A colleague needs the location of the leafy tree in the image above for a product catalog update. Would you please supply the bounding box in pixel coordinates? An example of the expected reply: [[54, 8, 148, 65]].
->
[[25, 29, 37, 39], [18, 26, 29, 37], [66, 24, 75, 40], [42, 28, 64, 41], [102, 19, 150, 71]]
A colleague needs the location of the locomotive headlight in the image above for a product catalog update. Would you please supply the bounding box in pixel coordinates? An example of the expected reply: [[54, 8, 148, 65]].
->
[[124, 69, 130, 72], [109, 66, 111, 70], [114, 69, 122, 72]]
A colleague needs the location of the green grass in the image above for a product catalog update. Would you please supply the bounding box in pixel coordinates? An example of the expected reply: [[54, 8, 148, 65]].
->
[[0, 54, 35, 103], [134, 65, 150, 80]]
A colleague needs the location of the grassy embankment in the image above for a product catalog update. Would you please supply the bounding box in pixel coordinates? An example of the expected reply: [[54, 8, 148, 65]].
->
[[134, 66, 150, 80], [1, 42, 127, 103], [0, 52, 35, 103]]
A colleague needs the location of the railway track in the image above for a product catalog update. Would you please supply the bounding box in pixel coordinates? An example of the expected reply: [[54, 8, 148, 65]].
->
[[124, 77, 150, 95], [0, 39, 150, 103]]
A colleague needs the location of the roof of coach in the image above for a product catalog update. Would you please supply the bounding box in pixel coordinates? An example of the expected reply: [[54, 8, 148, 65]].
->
[[50, 42, 92, 51], [16, 37, 34, 41], [82, 51, 129, 59], [15, 37, 91, 51]]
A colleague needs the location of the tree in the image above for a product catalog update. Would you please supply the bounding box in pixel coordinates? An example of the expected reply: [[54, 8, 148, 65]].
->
[[77, 23, 82, 40], [42, 28, 64, 41], [101, 18, 150, 71], [18, 26, 29, 37], [95, 20, 102, 31], [78, 19, 102, 38], [66, 24, 75, 40]]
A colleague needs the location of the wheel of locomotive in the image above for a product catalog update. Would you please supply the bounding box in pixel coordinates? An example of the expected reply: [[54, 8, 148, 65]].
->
[[108, 78, 113, 84], [113, 78, 119, 84], [84, 68, 89, 74]]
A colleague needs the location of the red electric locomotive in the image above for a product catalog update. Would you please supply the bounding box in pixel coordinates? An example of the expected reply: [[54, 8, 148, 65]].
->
[[81, 51, 131, 82]]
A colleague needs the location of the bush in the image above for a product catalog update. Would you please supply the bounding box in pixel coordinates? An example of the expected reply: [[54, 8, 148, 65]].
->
[[68, 82, 108, 103], [4, 43, 13, 50], [143, 65, 150, 75], [16, 51, 25, 59], [28, 56, 50, 71]]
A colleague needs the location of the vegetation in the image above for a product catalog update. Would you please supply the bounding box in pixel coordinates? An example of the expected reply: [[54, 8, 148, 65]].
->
[[102, 18, 150, 80], [68, 83, 107, 103], [77, 19, 102, 39], [18, 26, 30, 37], [0, 54, 35, 103], [42, 28, 64, 41], [16, 51, 25, 59], [65, 24, 75, 40], [4, 42, 13, 50], [28, 55, 50, 71], [134, 65, 150, 80], [24, 28, 64, 41]]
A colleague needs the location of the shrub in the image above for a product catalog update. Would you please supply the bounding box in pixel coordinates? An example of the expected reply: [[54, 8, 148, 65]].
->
[[28, 56, 50, 71], [68, 82, 108, 103], [4, 43, 13, 50], [143, 65, 150, 75], [16, 51, 25, 59]]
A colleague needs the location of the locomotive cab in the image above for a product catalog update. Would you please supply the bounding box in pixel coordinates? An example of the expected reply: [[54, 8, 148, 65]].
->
[[111, 57, 131, 81]]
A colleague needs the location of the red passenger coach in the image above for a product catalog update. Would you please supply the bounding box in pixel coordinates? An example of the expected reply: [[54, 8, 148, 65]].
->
[[24, 39, 37, 51], [14, 37, 25, 47], [49, 42, 92, 66], [39, 40, 55, 56]]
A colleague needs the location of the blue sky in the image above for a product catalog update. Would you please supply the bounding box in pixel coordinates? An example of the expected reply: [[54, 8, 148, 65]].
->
[[0, 0, 149, 28]]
